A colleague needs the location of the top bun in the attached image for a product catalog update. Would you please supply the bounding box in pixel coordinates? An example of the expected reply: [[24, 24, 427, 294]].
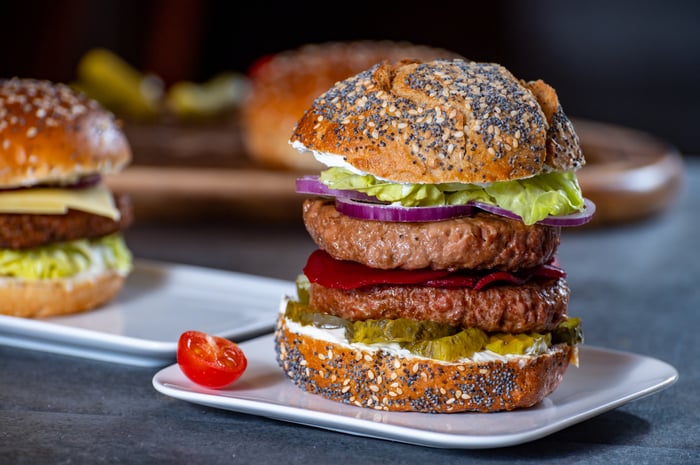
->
[[290, 59, 584, 184], [241, 41, 462, 172], [0, 78, 131, 188]]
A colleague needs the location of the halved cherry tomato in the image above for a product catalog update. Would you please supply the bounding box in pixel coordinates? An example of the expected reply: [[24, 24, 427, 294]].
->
[[177, 331, 247, 388]]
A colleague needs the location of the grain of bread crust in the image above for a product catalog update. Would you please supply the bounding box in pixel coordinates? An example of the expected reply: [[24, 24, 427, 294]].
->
[[274, 315, 572, 413], [290, 59, 584, 183]]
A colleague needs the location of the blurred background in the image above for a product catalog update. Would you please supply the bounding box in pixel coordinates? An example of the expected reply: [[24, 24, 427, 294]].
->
[[0, 0, 696, 225], [1, 0, 697, 153]]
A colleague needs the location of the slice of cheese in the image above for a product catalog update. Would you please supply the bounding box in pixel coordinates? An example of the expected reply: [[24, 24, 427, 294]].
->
[[0, 185, 120, 220]]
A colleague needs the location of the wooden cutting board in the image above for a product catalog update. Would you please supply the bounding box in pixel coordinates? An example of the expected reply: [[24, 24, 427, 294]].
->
[[573, 118, 685, 227]]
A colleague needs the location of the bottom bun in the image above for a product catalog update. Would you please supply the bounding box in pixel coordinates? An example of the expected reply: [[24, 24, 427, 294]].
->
[[274, 315, 573, 413], [0, 271, 127, 318]]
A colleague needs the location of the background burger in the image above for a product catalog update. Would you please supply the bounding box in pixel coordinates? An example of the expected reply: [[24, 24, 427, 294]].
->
[[0, 78, 133, 318], [275, 58, 594, 413]]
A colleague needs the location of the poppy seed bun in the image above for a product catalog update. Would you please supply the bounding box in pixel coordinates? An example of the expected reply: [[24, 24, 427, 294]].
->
[[290, 59, 584, 183], [0, 78, 131, 188], [241, 41, 461, 172], [0, 270, 126, 318], [275, 315, 573, 413]]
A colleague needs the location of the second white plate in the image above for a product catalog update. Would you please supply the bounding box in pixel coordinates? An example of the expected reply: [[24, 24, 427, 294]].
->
[[0, 260, 295, 366], [152, 334, 678, 449]]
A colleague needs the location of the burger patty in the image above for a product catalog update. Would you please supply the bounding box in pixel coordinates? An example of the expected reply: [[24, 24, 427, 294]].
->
[[303, 199, 561, 272], [309, 278, 569, 333], [0, 193, 133, 249]]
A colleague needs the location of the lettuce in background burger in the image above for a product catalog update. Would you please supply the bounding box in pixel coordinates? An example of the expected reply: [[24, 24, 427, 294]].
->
[[0, 78, 133, 318], [276, 58, 594, 413]]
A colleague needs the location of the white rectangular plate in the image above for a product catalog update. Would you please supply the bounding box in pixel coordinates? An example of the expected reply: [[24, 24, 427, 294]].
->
[[153, 334, 678, 449], [0, 260, 295, 366]]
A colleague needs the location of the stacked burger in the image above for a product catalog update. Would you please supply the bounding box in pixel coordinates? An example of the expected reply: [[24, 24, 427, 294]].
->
[[0, 78, 133, 318], [275, 59, 594, 413]]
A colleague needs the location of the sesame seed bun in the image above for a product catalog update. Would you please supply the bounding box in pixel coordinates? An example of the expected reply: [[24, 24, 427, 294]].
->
[[0, 269, 126, 318], [274, 314, 573, 413], [241, 41, 462, 172], [0, 78, 133, 318], [0, 78, 131, 188], [290, 58, 585, 183]]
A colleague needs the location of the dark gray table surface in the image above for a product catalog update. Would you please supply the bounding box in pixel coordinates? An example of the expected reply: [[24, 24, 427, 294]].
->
[[2, 160, 699, 465]]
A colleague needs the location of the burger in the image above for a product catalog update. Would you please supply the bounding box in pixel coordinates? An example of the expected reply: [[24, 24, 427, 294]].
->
[[240, 41, 462, 172], [0, 78, 134, 318], [274, 58, 596, 413]]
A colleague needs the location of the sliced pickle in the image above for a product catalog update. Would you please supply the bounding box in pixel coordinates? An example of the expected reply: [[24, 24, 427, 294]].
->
[[402, 328, 488, 361], [485, 333, 551, 355], [284, 300, 584, 361], [348, 318, 459, 344], [295, 274, 310, 304], [166, 72, 247, 120], [284, 300, 348, 330], [552, 317, 584, 345]]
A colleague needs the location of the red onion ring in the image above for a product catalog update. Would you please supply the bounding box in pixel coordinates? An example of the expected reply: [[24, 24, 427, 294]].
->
[[0, 174, 103, 192], [295, 176, 377, 202], [296, 175, 596, 226], [335, 197, 478, 222], [471, 199, 596, 227]]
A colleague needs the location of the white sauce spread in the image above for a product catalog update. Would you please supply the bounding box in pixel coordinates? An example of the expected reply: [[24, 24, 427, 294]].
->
[[278, 297, 552, 364]]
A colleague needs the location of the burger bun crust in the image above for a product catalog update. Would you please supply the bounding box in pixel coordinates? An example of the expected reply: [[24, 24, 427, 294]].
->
[[0, 78, 131, 188], [290, 59, 584, 184], [0, 270, 127, 318], [275, 314, 573, 413]]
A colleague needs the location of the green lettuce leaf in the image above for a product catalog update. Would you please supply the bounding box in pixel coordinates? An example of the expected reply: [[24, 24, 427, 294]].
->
[[319, 167, 584, 225], [0, 234, 132, 280]]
